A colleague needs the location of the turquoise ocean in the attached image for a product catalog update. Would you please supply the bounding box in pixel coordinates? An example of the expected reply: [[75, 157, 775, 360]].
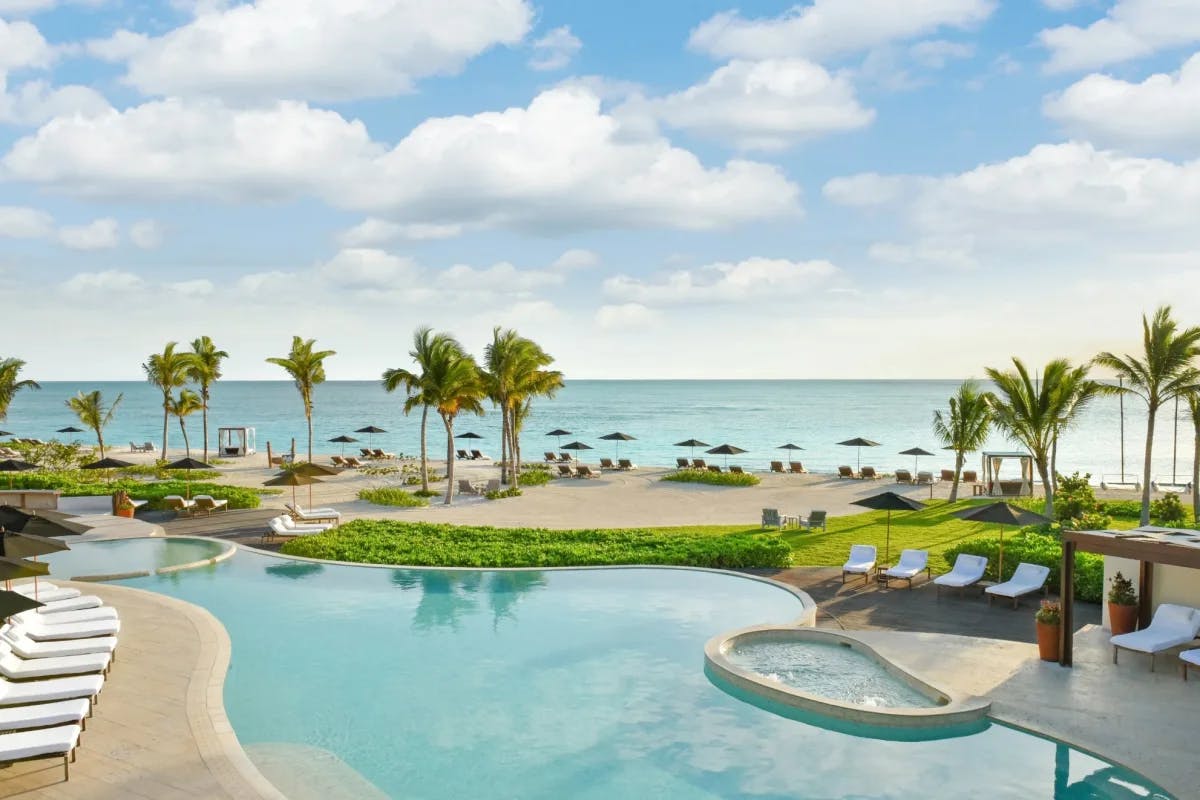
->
[[5, 380, 1196, 482]]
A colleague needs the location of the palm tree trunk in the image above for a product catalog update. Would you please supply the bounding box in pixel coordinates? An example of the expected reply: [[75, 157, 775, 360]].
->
[[443, 415, 455, 506], [161, 395, 170, 458], [96, 428, 105, 459], [500, 406, 510, 484], [306, 411, 313, 464], [201, 388, 209, 462], [419, 404, 430, 493], [949, 451, 962, 503], [1141, 408, 1156, 526], [1037, 457, 1054, 519], [1050, 437, 1059, 493], [179, 417, 191, 459]]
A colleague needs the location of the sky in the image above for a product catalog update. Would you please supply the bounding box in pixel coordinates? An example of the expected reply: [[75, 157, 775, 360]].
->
[[2, 0, 1199, 380]]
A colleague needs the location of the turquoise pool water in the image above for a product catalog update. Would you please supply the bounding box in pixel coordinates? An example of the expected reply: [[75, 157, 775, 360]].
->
[[43, 537, 225, 578], [120, 552, 1172, 799]]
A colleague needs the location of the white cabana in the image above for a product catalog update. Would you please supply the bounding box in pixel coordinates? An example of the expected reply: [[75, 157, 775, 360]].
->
[[982, 451, 1033, 497], [217, 427, 256, 457]]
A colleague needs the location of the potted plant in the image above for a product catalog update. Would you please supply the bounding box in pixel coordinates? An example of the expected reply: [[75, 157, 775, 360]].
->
[[1107, 571, 1138, 635], [1035, 600, 1061, 662], [112, 490, 135, 518]]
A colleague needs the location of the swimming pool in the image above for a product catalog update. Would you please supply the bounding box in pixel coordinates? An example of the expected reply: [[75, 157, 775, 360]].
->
[[43, 536, 230, 579], [120, 551, 1173, 799]]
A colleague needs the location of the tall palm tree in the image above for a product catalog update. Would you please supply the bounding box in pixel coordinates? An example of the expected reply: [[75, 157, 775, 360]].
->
[[1188, 392, 1200, 522], [187, 336, 229, 462], [167, 389, 204, 459], [382, 328, 457, 494], [985, 358, 1098, 518], [483, 329, 563, 487], [1095, 306, 1200, 525], [143, 343, 194, 457], [931, 380, 992, 503], [65, 390, 123, 459], [266, 336, 336, 463], [423, 343, 485, 505], [0, 358, 39, 421]]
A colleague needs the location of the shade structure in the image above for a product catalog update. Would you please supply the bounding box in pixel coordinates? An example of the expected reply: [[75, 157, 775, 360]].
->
[[0, 431, 11, 437], [164, 457, 214, 499], [674, 439, 710, 460], [355, 426, 387, 448], [599, 432, 636, 459], [838, 437, 880, 471], [706, 443, 747, 468], [0, 458, 38, 489], [560, 440, 592, 466], [56, 426, 84, 434], [778, 443, 804, 452], [851, 491, 926, 565], [545, 428, 572, 449], [953, 502, 1051, 579], [291, 462, 338, 506], [1, 530, 69, 559], [0, 506, 88, 537], [328, 435, 358, 457], [264, 471, 322, 507], [0, 556, 49, 581], [0, 589, 42, 618], [898, 446, 936, 473], [82, 457, 134, 470]]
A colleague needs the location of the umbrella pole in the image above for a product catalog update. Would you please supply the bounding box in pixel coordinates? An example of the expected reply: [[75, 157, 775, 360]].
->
[[885, 509, 892, 566], [998, 524, 1004, 581], [308, 482, 313, 510]]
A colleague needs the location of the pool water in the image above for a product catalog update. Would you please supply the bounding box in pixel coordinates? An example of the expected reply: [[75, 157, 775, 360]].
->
[[43, 537, 225, 578], [121, 553, 1173, 799], [725, 640, 937, 708]]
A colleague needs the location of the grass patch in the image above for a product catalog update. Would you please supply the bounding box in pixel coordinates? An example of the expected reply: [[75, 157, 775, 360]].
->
[[278, 519, 791, 569], [662, 468, 760, 487], [2, 470, 264, 509], [517, 464, 552, 486], [357, 487, 430, 507], [486, 487, 522, 500]]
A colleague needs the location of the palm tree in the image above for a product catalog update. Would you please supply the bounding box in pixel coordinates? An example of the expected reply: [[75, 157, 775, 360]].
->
[[985, 358, 1098, 518], [1095, 306, 1200, 525], [1188, 392, 1200, 522], [167, 389, 204, 459], [187, 336, 229, 462], [483, 329, 563, 487], [266, 336, 336, 463], [423, 343, 485, 505], [0, 358, 39, 421], [143, 343, 194, 457], [65, 390, 123, 459], [382, 328, 457, 494], [931, 380, 992, 503]]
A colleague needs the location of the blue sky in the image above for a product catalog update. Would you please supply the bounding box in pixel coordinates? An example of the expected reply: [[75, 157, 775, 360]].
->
[[2, 0, 1199, 380]]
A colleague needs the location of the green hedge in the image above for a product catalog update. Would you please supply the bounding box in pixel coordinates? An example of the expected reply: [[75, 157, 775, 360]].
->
[[279, 519, 792, 569], [662, 469, 760, 487], [1, 471, 264, 510], [356, 487, 429, 507], [943, 531, 1103, 602]]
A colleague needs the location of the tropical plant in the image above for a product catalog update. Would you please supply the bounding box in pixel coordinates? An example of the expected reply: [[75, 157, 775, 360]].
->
[[482, 328, 564, 487], [168, 389, 204, 459], [1053, 472, 1110, 530], [985, 358, 1099, 519], [1150, 492, 1187, 527], [421, 341, 485, 505], [1108, 572, 1136, 607], [267, 336, 336, 463], [0, 357, 39, 421], [187, 336, 229, 462], [1035, 599, 1061, 626], [931, 380, 992, 503], [1095, 306, 1200, 525], [143, 342, 195, 457], [65, 390, 123, 459], [382, 328, 457, 494]]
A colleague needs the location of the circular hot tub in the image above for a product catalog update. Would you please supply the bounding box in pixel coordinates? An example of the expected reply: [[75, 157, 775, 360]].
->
[[40, 536, 235, 581]]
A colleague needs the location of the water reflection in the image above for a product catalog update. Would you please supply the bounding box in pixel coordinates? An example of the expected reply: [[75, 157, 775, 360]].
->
[[265, 562, 325, 581], [487, 571, 547, 630], [1055, 743, 1173, 799], [387, 568, 548, 631]]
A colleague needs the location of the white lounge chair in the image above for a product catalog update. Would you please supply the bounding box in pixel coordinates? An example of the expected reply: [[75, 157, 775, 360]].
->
[[933, 554, 989, 597], [193, 495, 228, 514], [985, 563, 1051, 609], [1111, 604, 1200, 671], [841, 544, 877, 585], [0, 698, 91, 732], [13, 613, 120, 642], [276, 516, 332, 534], [0, 724, 82, 781], [163, 494, 196, 515], [286, 503, 341, 524], [0, 675, 104, 708], [18, 605, 117, 625], [1181, 649, 1200, 680], [36, 595, 104, 614], [0, 643, 110, 679], [12, 584, 81, 603], [882, 549, 930, 588], [1, 626, 117, 659]]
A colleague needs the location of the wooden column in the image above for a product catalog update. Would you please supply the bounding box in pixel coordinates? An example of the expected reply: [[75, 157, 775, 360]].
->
[[1060, 540, 1075, 667], [1138, 559, 1154, 629]]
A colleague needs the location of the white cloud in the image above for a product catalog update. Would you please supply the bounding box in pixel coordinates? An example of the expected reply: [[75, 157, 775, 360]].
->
[[1044, 52, 1200, 153], [0, 205, 53, 238], [438, 260, 562, 292], [528, 25, 581, 71], [337, 217, 463, 247], [129, 219, 164, 249], [0, 18, 53, 71], [0, 0, 104, 15], [688, 0, 995, 61], [101, 0, 533, 102], [604, 257, 839, 305], [85, 30, 148, 62], [595, 302, 660, 330], [909, 39, 974, 68], [167, 278, 214, 296], [316, 248, 420, 290], [0, 76, 109, 127], [57, 217, 119, 250], [822, 172, 907, 206], [61, 269, 143, 293], [550, 248, 600, 270], [629, 58, 874, 151], [1040, 0, 1200, 73], [867, 237, 978, 270]]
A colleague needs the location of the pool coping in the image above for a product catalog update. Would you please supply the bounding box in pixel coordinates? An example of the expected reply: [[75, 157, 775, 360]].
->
[[705, 625, 992, 728], [63, 535, 237, 582]]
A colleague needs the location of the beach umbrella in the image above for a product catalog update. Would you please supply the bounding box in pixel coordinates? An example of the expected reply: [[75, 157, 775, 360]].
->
[[560, 441, 592, 466], [0, 430, 11, 437], [953, 502, 1050, 580], [599, 432, 636, 460], [851, 491, 926, 566], [838, 437, 880, 471], [456, 432, 483, 458], [546, 429, 572, 450], [81, 456, 134, 486], [292, 462, 338, 506], [674, 439, 710, 461], [777, 443, 804, 465], [0, 556, 49, 582], [355, 426, 387, 449], [164, 457, 214, 499], [0, 529, 69, 599], [56, 426, 84, 434], [0, 589, 42, 618], [706, 443, 747, 469], [0, 507, 88, 538], [328, 435, 358, 457], [899, 447, 935, 474], [0, 459, 38, 489], [264, 471, 322, 508]]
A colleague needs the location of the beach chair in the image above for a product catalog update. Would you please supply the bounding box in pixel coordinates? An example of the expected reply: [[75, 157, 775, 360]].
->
[[141, 441, 154, 453], [457, 479, 480, 496], [372, 449, 396, 459], [940, 469, 956, 482], [0, 642, 110, 679], [761, 508, 782, 529], [557, 464, 575, 478], [0, 698, 90, 735], [129, 441, 143, 453], [618, 458, 636, 470], [1181, 649, 1200, 680], [0, 674, 104, 708], [961, 470, 978, 483], [331, 455, 348, 467], [13, 614, 119, 642], [12, 583, 82, 603], [985, 563, 1050, 608], [676, 458, 690, 469], [599, 458, 617, 470], [861, 466, 879, 480], [1111, 604, 1200, 671], [344, 457, 364, 468], [0, 724, 82, 782], [471, 450, 488, 461], [455, 449, 470, 460], [789, 461, 807, 474], [916, 471, 934, 485], [576, 465, 599, 479], [558, 453, 573, 463], [485, 479, 501, 492], [1, 626, 117, 659], [286, 503, 340, 524], [707, 465, 722, 473], [802, 510, 827, 531], [194, 495, 228, 514], [895, 469, 913, 484], [692, 459, 706, 470], [882, 549, 930, 588], [360, 448, 374, 459], [842, 545, 877, 584], [933, 554, 989, 597], [35, 596, 104, 615], [770, 461, 784, 473], [163, 495, 196, 516], [729, 465, 745, 475], [837, 465, 857, 479], [545, 452, 558, 463]]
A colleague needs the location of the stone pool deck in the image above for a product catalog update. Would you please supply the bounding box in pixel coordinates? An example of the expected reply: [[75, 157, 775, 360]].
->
[[0, 581, 284, 800]]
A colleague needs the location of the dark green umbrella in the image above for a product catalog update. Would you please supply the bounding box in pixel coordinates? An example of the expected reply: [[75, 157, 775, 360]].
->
[[264, 471, 322, 507], [838, 437, 881, 471], [57, 426, 84, 434], [1, 530, 69, 559], [0, 556, 49, 581], [899, 447, 935, 474], [0, 506, 88, 537], [355, 426, 387, 449], [0, 588, 42, 618], [293, 462, 338, 506], [706, 443, 747, 468], [953, 502, 1051, 580], [674, 439, 710, 461], [851, 491, 926, 565], [329, 435, 358, 457], [164, 457, 214, 499], [0, 458, 38, 489], [82, 456, 135, 486], [546, 429, 572, 449], [0, 430, 11, 437], [560, 441, 592, 466], [599, 432, 636, 460]]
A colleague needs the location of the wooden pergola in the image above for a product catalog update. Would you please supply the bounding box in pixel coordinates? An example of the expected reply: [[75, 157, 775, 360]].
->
[[1060, 527, 1200, 666]]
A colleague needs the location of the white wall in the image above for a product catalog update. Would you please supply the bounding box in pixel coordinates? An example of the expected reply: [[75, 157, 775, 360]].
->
[[1101, 556, 1200, 629]]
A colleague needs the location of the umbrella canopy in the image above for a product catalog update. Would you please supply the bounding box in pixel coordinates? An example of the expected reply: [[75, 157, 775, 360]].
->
[[293, 462, 338, 477], [0, 588, 42, 618], [264, 471, 322, 506], [546, 429, 572, 437], [328, 434, 358, 457], [81, 457, 134, 470], [0, 458, 38, 489], [163, 457, 214, 499], [1, 530, 70, 559], [898, 446, 936, 473], [674, 439, 710, 461], [0, 556, 49, 581], [599, 432, 636, 459], [0, 507, 88, 537], [56, 426, 84, 434], [456, 432, 483, 440], [0, 430, 11, 437], [851, 491, 926, 565], [560, 441, 592, 465], [778, 443, 804, 451], [706, 443, 747, 468], [838, 437, 881, 470], [355, 426, 387, 434], [954, 502, 1051, 579]]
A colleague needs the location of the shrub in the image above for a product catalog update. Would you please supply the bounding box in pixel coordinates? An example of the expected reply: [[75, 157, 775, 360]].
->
[[4, 440, 92, 470], [1, 471, 263, 509], [117, 464, 221, 481], [279, 519, 792, 569], [1102, 500, 1142, 520], [1035, 600, 1061, 625], [359, 466, 401, 477], [1108, 571, 1136, 606], [1053, 472, 1109, 530], [413, 489, 440, 498], [1150, 492, 1188, 526], [517, 465, 552, 487], [356, 487, 429, 507], [662, 469, 760, 487], [942, 530, 1103, 602], [486, 487, 522, 500]]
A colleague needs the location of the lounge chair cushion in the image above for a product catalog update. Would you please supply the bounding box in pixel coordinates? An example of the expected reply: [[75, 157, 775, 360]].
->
[[1111, 604, 1200, 654], [843, 545, 877, 574], [0, 724, 81, 761], [985, 563, 1050, 599], [13, 614, 120, 642], [1181, 649, 1200, 667], [2, 626, 117, 658], [0, 643, 110, 678], [883, 549, 928, 579], [934, 554, 988, 587], [37, 596, 103, 615], [0, 698, 90, 732], [0, 675, 104, 707], [12, 584, 79, 603]]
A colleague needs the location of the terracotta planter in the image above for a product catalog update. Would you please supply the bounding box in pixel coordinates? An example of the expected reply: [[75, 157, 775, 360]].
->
[[114, 507, 134, 519], [1036, 621, 1060, 662], [1108, 602, 1138, 635]]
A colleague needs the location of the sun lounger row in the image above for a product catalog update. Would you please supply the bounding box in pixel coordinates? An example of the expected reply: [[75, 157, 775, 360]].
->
[[456, 449, 490, 460], [331, 455, 367, 468], [768, 461, 808, 473], [264, 514, 334, 542], [163, 494, 227, 515], [597, 458, 637, 470], [128, 441, 155, 452], [359, 448, 396, 460], [556, 464, 601, 479], [761, 508, 826, 531], [839, 548, 1052, 605]]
